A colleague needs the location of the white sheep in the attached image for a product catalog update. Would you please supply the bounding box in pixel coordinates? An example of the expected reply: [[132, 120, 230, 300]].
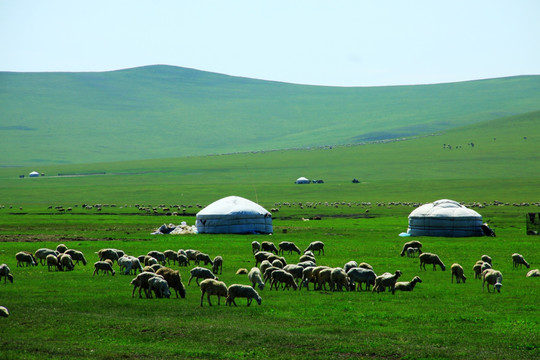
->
[[481, 262, 492, 273], [271, 259, 284, 269], [278, 241, 301, 255], [56, 244, 68, 254], [15, 251, 37, 267], [304, 241, 325, 255], [419, 253, 446, 271], [311, 266, 331, 290], [46, 254, 60, 272], [407, 247, 420, 257], [92, 261, 115, 276], [473, 260, 484, 279], [330, 268, 350, 292], [283, 264, 304, 285], [131, 272, 162, 298], [347, 267, 377, 291], [185, 249, 201, 262], [0, 264, 14, 283], [149, 276, 171, 298], [298, 254, 316, 264], [163, 250, 178, 265], [251, 241, 261, 254], [177, 254, 189, 267], [0, 306, 9, 317], [394, 276, 422, 291], [64, 249, 87, 266], [482, 269, 503, 293], [200, 279, 228, 306], [481, 254, 492, 266], [259, 260, 272, 275], [512, 253, 530, 269], [343, 261, 358, 273], [226, 284, 262, 306], [35, 248, 58, 265], [195, 253, 213, 266], [316, 268, 333, 291], [188, 267, 217, 286], [212, 256, 223, 274], [59, 254, 74, 271], [451, 263, 467, 283], [400, 240, 422, 257], [373, 270, 402, 294], [254, 251, 273, 267], [270, 269, 298, 290], [147, 250, 166, 265], [248, 267, 265, 290], [97, 248, 120, 264], [261, 241, 279, 254], [263, 266, 280, 285], [526, 269, 540, 277], [118, 256, 134, 275], [300, 266, 316, 290]]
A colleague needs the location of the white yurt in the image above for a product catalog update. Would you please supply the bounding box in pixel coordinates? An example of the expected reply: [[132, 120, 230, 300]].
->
[[407, 199, 484, 237], [29, 171, 40, 177], [295, 177, 310, 184], [196, 196, 273, 234]]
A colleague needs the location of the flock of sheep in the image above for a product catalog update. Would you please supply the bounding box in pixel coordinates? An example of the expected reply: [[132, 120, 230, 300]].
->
[[0, 238, 538, 317]]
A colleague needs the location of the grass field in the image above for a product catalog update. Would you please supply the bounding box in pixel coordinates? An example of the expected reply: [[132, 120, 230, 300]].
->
[[0, 204, 538, 359]]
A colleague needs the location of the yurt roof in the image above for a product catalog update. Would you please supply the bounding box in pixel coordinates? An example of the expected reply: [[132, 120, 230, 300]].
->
[[409, 199, 481, 218], [197, 196, 270, 217], [296, 177, 309, 181], [29, 171, 39, 175]]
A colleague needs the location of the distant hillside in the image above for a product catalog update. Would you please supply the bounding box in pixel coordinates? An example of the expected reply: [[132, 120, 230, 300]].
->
[[1, 65, 540, 166]]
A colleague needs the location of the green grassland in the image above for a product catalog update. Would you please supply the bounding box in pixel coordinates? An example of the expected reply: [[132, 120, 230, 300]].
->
[[1, 66, 540, 166], [1, 110, 539, 207], [0, 204, 538, 360]]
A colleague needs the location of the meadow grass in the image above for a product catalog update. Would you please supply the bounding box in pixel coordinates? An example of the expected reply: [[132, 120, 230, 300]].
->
[[0, 205, 538, 359]]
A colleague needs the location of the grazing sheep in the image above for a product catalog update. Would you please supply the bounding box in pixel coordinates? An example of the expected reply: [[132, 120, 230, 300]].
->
[[259, 260, 272, 275], [46, 254, 60, 272], [263, 266, 280, 284], [300, 266, 316, 290], [526, 269, 540, 277], [195, 253, 213, 266], [400, 240, 422, 257], [304, 241, 325, 255], [330, 268, 350, 292], [131, 272, 164, 298], [343, 261, 358, 273], [147, 250, 166, 265], [254, 251, 273, 267], [317, 268, 333, 291], [64, 249, 87, 266], [149, 263, 164, 272], [15, 251, 37, 267], [298, 254, 316, 264], [267, 255, 287, 266], [473, 260, 484, 279], [0, 264, 14, 283], [97, 249, 120, 264], [226, 284, 262, 306], [251, 241, 261, 254], [373, 270, 402, 294], [200, 279, 228, 306], [118, 256, 134, 275], [482, 269, 503, 293], [311, 266, 331, 290], [163, 250, 178, 265], [156, 267, 186, 298], [278, 241, 301, 255], [261, 241, 279, 254], [451, 263, 467, 283], [212, 256, 223, 274], [35, 248, 58, 265], [236, 268, 248, 275], [177, 254, 189, 267], [270, 269, 298, 290], [296, 260, 316, 269], [149, 276, 171, 298], [144, 256, 158, 266], [512, 253, 530, 269], [271, 259, 284, 269], [481, 255, 492, 266], [347, 267, 377, 291], [304, 250, 315, 258], [128, 256, 143, 275], [93, 261, 115, 276], [248, 267, 265, 290], [142, 266, 155, 273], [419, 253, 446, 271], [0, 306, 9, 317], [56, 244, 68, 254], [188, 267, 218, 286], [407, 247, 420, 257], [394, 276, 422, 291], [59, 254, 74, 271], [283, 264, 304, 285], [481, 262, 492, 273], [185, 249, 201, 262]]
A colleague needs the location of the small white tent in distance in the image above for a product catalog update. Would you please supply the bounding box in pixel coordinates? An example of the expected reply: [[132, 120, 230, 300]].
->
[[29, 171, 40, 177], [295, 177, 310, 184], [407, 199, 484, 237], [196, 196, 273, 234]]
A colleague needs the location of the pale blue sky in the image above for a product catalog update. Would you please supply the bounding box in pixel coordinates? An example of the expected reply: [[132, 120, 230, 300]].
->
[[1, 0, 539, 86]]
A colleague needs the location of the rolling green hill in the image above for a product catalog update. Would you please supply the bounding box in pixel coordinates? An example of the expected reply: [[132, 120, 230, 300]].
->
[[1, 65, 540, 166], [1, 111, 538, 206]]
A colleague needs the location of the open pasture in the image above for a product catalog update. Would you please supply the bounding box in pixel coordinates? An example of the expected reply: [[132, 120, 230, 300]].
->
[[0, 204, 538, 359]]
